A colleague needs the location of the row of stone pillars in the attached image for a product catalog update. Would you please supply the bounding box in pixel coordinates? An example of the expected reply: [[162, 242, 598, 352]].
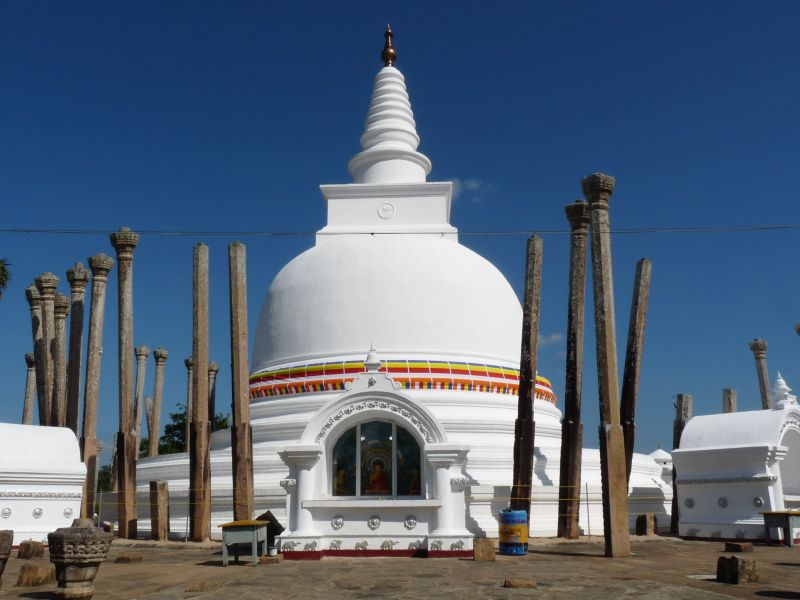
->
[[21, 229, 255, 541], [533, 173, 654, 558]]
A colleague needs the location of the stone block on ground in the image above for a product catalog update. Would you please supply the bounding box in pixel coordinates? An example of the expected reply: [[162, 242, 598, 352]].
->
[[635, 513, 657, 536], [473, 538, 495, 561], [114, 555, 143, 563], [716, 555, 759, 584], [259, 554, 284, 565], [504, 577, 537, 589], [17, 540, 45, 559], [724, 542, 753, 553], [185, 579, 224, 592], [16, 563, 56, 586]]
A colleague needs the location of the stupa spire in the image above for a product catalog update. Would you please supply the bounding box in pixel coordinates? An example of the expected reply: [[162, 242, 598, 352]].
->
[[348, 27, 432, 184]]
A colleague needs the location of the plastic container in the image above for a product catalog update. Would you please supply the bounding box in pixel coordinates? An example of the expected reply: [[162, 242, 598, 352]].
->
[[498, 508, 528, 555]]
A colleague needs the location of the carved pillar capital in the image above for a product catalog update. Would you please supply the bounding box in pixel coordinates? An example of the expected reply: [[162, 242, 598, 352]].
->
[[53, 293, 71, 318], [35, 272, 60, 298], [208, 362, 219, 376], [565, 200, 591, 233], [66, 262, 90, 293], [88, 254, 114, 281], [184, 356, 194, 370], [25, 285, 41, 310], [25, 352, 35, 368], [109, 227, 140, 262], [581, 172, 616, 210], [749, 338, 767, 359], [135, 345, 151, 360], [153, 347, 169, 364]]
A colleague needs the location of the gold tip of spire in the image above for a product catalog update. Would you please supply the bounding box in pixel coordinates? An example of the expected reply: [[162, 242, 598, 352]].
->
[[381, 24, 397, 66]]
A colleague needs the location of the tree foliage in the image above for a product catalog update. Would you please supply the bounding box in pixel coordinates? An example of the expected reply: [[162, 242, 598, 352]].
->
[[139, 403, 229, 456], [0, 258, 10, 299]]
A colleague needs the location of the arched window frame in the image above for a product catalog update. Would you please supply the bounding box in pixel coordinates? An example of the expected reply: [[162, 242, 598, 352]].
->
[[329, 419, 422, 499]]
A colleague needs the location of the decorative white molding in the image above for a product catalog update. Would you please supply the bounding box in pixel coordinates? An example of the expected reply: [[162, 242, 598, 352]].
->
[[279, 479, 297, 491], [314, 399, 433, 443], [450, 476, 470, 491], [677, 475, 778, 485], [0, 491, 82, 499]]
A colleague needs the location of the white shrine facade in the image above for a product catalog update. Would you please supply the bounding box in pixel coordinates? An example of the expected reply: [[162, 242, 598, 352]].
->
[[0, 423, 86, 546], [673, 374, 800, 542], [136, 31, 672, 556]]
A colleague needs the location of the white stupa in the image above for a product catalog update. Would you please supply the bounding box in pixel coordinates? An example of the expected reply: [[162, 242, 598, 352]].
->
[[136, 28, 671, 554]]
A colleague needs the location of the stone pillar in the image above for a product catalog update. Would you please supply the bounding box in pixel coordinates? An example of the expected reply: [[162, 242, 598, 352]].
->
[[190, 243, 211, 542], [229, 242, 254, 521], [35, 272, 59, 426], [25, 286, 47, 426], [80, 254, 113, 519], [723, 388, 737, 413], [278, 446, 322, 536], [65, 262, 90, 435], [149, 481, 169, 541], [582, 172, 631, 558], [133, 345, 151, 455], [510, 236, 543, 523], [207, 361, 219, 427], [149, 348, 168, 457], [748, 339, 771, 410], [670, 393, 692, 534], [184, 357, 194, 454], [22, 353, 36, 425], [52, 293, 71, 427], [558, 200, 589, 539], [110, 227, 140, 539], [620, 258, 652, 483], [426, 445, 469, 536]]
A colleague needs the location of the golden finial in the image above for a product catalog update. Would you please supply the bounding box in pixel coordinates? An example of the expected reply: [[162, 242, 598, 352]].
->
[[381, 24, 397, 66]]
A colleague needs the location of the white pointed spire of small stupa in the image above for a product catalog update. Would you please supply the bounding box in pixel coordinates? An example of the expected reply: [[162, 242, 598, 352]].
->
[[771, 371, 797, 409], [348, 26, 432, 184], [364, 344, 381, 372]]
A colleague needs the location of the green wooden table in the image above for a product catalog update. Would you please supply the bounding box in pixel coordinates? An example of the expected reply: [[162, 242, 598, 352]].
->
[[761, 511, 800, 548], [220, 520, 268, 565]]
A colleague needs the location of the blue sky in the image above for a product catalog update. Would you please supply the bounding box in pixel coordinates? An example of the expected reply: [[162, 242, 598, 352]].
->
[[1, 1, 799, 462]]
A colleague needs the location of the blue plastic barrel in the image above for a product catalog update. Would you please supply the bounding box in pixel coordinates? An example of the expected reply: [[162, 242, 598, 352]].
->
[[498, 509, 528, 555]]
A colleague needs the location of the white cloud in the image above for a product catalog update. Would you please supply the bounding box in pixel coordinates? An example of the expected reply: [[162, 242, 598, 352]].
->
[[451, 177, 495, 204], [538, 332, 564, 347]]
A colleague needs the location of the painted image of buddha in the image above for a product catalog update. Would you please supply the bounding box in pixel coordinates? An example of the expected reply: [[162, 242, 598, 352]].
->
[[365, 462, 391, 494]]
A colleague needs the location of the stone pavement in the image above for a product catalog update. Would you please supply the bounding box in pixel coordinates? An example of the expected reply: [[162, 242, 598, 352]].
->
[[1, 536, 798, 599]]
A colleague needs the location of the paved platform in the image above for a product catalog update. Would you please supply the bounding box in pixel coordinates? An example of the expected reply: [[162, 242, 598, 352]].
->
[[1, 536, 798, 599]]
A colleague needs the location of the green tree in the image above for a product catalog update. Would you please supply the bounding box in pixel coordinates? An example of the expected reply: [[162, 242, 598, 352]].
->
[[97, 464, 113, 493], [0, 258, 10, 299], [140, 403, 229, 455]]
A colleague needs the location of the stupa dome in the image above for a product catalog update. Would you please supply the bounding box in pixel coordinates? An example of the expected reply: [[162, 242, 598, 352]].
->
[[252, 234, 522, 370]]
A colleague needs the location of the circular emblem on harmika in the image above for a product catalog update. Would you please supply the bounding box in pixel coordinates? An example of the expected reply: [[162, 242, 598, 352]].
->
[[404, 515, 417, 530], [331, 515, 344, 530], [377, 203, 395, 220], [33, 507, 43, 519], [1, 507, 10, 518], [367, 515, 381, 530], [64, 507, 74, 519]]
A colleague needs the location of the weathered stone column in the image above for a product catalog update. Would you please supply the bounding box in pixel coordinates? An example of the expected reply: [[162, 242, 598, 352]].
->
[[149, 348, 168, 457], [583, 172, 631, 558], [558, 200, 590, 539], [66, 262, 90, 435], [149, 481, 169, 541], [25, 286, 47, 426], [184, 357, 194, 454], [207, 361, 219, 427], [723, 388, 737, 413], [110, 227, 140, 539], [22, 353, 36, 425], [133, 345, 151, 455], [52, 293, 71, 427], [80, 254, 113, 519], [510, 236, 543, 524], [190, 243, 211, 542], [620, 258, 652, 483], [35, 272, 59, 426], [228, 242, 254, 521], [670, 393, 692, 534], [748, 339, 771, 410]]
